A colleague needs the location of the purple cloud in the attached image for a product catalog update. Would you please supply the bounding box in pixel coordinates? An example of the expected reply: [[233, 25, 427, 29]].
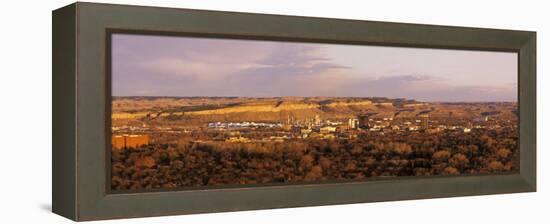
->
[[112, 33, 517, 102]]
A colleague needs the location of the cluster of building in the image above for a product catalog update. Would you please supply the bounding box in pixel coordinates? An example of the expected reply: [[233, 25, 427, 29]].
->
[[208, 121, 282, 129], [111, 112, 508, 148], [342, 113, 490, 134], [216, 113, 501, 143], [287, 113, 430, 137], [112, 125, 149, 132]]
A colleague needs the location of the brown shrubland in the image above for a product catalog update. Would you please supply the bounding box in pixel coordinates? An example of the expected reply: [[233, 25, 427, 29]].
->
[[111, 128, 518, 190]]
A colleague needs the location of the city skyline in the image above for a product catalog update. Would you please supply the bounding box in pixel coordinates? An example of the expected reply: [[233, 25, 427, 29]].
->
[[112, 33, 518, 102]]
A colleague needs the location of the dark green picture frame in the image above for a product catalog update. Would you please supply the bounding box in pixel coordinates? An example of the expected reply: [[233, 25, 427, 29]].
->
[[53, 2, 536, 221]]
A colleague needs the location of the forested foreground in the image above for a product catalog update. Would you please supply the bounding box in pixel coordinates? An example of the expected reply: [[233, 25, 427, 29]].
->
[[111, 128, 518, 190]]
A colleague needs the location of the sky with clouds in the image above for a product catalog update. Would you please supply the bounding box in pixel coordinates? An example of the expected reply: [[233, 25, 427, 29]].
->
[[112, 33, 517, 102]]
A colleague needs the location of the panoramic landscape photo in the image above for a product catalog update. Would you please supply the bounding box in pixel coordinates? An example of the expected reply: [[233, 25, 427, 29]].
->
[[110, 33, 519, 191]]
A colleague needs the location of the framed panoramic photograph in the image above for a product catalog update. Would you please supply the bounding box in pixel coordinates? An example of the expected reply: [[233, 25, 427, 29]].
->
[[53, 2, 536, 221]]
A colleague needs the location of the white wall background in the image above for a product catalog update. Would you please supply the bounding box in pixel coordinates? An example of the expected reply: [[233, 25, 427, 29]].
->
[[0, 0, 547, 223]]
